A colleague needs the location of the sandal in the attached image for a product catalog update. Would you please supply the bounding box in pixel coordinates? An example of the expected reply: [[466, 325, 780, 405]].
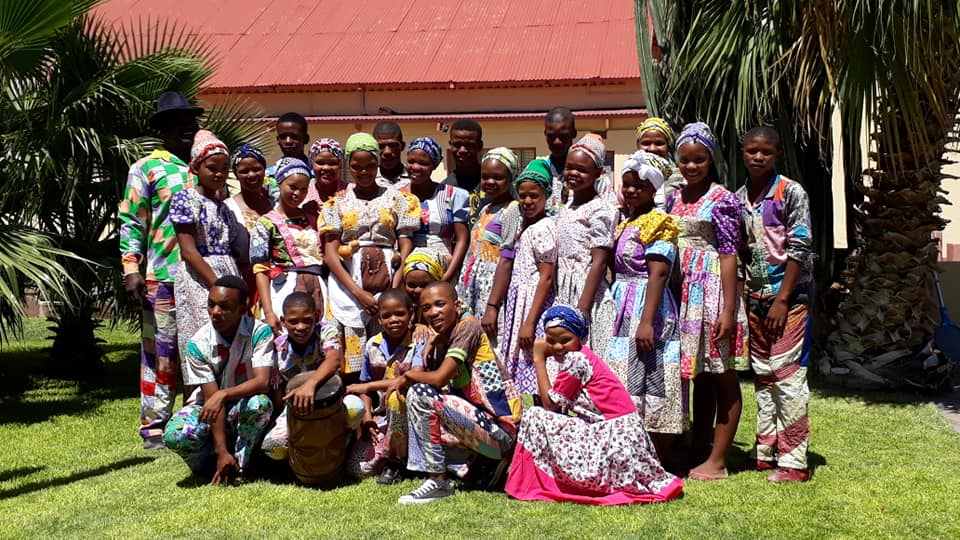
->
[[687, 469, 729, 481]]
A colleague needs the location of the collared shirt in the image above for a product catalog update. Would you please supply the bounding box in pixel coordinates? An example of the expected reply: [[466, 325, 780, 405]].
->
[[272, 324, 342, 382], [376, 167, 410, 188], [182, 315, 275, 389], [359, 331, 424, 383], [736, 174, 813, 297], [119, 150, 193, 281]]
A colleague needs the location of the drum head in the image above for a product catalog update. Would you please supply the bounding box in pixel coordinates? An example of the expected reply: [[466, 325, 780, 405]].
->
[[312, 374, 344, 408]]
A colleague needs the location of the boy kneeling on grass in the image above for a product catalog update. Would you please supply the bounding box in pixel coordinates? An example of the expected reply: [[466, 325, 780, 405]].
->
[[163, 276, 275, 485], [259, 291, 364, 486], [344, 289, 425, 484], [396, 281, 519, 504]]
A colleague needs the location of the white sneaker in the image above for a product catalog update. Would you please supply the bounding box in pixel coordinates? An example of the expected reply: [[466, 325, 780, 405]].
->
[[397, 478, 455, 504]]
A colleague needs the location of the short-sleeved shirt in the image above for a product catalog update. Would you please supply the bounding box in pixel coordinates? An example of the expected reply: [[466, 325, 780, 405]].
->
[[614, 209, 679, 278], [272, 324, 342, 382], [442, 171, 487, 228], [359, 331, 423, 383], [249, 213, 322, 274], [556, 196, 617, 265], [119, 150, 193, 281], [397, 181, 470, 255], [318, 184, 421, 246], [423, 311, 514, 419], [169, 189, 240, 257], [182, 315, 275, 389]]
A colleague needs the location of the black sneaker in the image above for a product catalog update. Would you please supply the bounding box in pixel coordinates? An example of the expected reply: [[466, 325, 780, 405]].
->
[[377, 462, 403, 485], [397, 478, 455, 504]]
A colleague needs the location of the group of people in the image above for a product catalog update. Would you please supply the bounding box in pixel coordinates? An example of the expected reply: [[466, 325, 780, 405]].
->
[[119, 91, 813, 506]]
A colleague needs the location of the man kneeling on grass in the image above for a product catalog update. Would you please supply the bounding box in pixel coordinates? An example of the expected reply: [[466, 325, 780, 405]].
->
[[163, 276, 274, 485]]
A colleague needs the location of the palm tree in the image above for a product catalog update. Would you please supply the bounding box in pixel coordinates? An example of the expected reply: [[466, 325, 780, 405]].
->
[[635, 1, 960, 389], [0, 1, 268, 370]]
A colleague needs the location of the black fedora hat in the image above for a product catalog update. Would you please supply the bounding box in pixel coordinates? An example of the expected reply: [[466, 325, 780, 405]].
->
[[150, 91, 204, 128]]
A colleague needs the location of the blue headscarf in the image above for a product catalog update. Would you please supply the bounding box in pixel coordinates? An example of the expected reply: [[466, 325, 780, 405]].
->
[[541, 305, 589, 340], [408, 136, 444, 168], [274, 157, 311, 184], [230, 143, 267, 172], [676, 122, 717, 153]]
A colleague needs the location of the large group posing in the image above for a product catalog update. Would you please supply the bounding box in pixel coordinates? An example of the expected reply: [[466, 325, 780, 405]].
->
[[119, 91, 813, 506]]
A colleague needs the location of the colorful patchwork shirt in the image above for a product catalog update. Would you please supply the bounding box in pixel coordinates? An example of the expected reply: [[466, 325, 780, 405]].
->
[[119, 150, 193, 282], [182, 315, 275, 389], [271, 323, 342, 382], [735, 174, 813, 297]]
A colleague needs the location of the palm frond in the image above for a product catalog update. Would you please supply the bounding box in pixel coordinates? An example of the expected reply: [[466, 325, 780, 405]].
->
[[0, 224, 88, 343]]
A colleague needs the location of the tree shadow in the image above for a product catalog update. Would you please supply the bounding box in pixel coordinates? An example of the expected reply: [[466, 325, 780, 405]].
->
[[0, 466, 44, 483], [0, 456, 155, 500]]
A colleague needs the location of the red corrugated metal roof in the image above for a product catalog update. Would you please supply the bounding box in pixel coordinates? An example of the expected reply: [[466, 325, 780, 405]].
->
[[94, 0, 641, 92], [248, 108, 647, 123]]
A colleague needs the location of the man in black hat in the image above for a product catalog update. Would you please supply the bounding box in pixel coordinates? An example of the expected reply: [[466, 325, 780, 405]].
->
[[119, 91, 202, 448]]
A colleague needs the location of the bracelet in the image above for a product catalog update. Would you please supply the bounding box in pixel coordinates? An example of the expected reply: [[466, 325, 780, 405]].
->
[[487, 302, 500, 309]]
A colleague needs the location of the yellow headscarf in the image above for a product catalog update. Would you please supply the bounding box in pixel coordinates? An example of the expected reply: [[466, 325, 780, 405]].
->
[[402, 247, 447, 280], [635, 117, 674, 143]]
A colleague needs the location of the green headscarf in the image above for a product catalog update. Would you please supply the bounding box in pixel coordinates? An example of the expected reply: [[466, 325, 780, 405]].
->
[[515, 158, 553, 196], [345, 132, 380, 160]]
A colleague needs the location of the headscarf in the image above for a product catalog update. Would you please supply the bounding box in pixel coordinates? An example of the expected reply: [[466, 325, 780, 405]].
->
[[230, 143, 266, 172], [620, 150, 665, 191], [408, 136, 444, 168], [308, 137, 344, 164], [274, 157, 311, 184], [515, 158, 553, 196], [345, 132, 380, 160], [676, 122, 717, 154], [541, 305, 589, 340], [635, 117, 673, 143], [189, 129, 229, 173], [482, 147, 520, 180], [568, 133, 606, 169], [402, 247, 447, 281]]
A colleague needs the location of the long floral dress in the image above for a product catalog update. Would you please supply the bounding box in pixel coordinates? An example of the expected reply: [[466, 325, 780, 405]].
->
[[500, 217, 557, 394], [504, 346, 683, 506], [249, 210, 325, 323], [606, 209, 685, 434], [458, 200, 521, 325], [555, 197, 618, 360], [170, 188, 241, 362], [318, 184, 420, 380], [666, 184, 749, 377]]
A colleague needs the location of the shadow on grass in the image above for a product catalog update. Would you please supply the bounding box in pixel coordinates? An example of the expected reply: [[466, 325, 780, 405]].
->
[[0, 344, 141, 425], [0, 456, 155, 500], [0, 466, 44, 483]]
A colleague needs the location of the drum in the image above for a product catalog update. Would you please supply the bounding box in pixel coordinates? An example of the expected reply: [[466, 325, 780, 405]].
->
[[285, 373, 348, 487]]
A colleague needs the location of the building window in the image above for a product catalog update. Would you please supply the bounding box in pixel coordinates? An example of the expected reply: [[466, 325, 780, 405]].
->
[[511, 147, 537, 170]]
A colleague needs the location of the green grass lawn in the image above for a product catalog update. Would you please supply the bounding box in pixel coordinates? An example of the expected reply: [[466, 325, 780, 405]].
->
[[1, 319, 959, 539]]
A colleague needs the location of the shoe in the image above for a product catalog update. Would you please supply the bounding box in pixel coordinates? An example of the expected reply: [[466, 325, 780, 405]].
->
[[377, 462, 403, 485], [756, 460, 776, 472], [767, 467, 810, 483], [397, 478, 455, 504], [142, 436, 165, 450]]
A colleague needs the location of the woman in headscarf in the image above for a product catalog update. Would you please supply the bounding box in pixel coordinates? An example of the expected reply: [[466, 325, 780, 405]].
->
[[504, 305, 683, 506], [250, 157, 325, 334], [402, 246, 447, 317], [458, 147, 522, 344], [636, 117, 687, 208], [607, 150, 684, 464], [304, 137, 348, 206], [498, 159, 558, 394], [554, 134, 618, 362], [320, 132, 421, 384], [225, 143, 274, 310], [397, 136, 470, 281], [666, 122, 747, 481], [170, 130, 243, 360]]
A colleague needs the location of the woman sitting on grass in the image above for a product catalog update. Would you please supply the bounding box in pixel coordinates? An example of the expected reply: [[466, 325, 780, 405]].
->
[[504, 305, 683, 505]]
